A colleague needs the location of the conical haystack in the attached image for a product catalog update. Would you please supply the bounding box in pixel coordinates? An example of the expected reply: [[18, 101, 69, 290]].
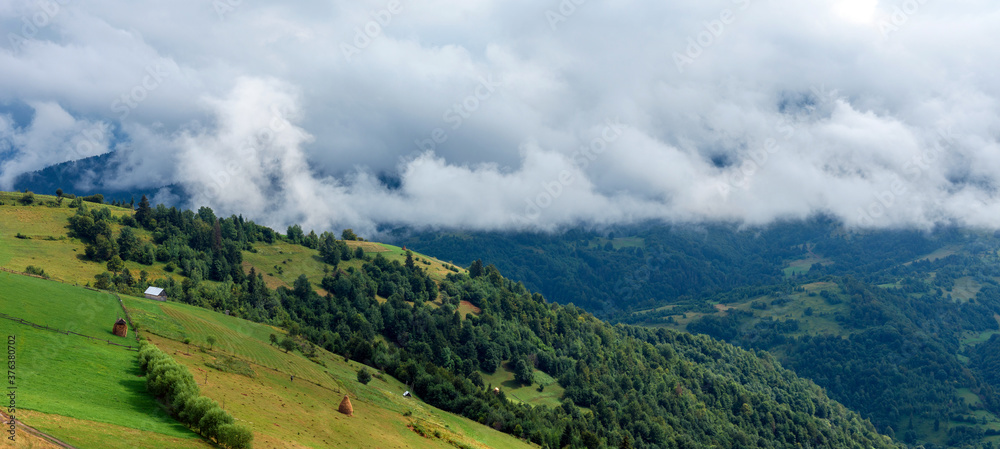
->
[[112, 318, 128, 337], [338, 395, 354, 417]]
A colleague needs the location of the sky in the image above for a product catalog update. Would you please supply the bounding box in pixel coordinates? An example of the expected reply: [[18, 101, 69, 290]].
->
[[1, 0, 999, 236]]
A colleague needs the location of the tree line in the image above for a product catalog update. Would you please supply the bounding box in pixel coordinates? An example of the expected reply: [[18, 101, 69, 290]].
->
[[138, 341, 252, 449]]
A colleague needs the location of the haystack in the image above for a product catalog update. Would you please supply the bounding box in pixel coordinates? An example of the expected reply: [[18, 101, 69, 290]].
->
[[338, 395, 354, 417], [112, 318, 128, 337]]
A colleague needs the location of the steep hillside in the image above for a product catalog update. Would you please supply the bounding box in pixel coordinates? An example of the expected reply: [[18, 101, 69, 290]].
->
[[0, 272, 212, 449], [0, 191, 145, 286], [0, 272, 533, 449], [393, 221, 1000, 447], [126, 294, 532, 449], [0, 191, 902, 448]]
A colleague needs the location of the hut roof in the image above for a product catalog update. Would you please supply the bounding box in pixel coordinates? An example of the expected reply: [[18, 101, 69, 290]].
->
[[115, 318, 127, 325], [144, 286, 165, 296], [338, 395, 354, 416]]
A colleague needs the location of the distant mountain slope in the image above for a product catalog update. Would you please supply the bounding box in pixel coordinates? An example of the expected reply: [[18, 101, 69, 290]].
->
[[13, 152, 182, 204], [392, 219, 957, 316], [394, 220, 1000, 447], [390, 220, 824, 313]]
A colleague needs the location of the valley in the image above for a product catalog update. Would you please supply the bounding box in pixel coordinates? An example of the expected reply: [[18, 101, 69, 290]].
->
[[400, 222, 1000, 448]]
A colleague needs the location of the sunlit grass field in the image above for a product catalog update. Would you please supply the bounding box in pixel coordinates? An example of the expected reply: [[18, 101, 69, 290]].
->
[[0, 194, 180, 286], [242, 240, 464, 297], [0, 272, 206, 448], [481, 362, 566, 409]]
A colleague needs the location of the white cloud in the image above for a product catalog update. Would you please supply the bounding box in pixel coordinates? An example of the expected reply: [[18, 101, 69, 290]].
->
[[0, 0, 999, 235], [0, 101, 111, 188]]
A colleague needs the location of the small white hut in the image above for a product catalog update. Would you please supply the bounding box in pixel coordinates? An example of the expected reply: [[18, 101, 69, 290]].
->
[[144, 286, 167, 301]]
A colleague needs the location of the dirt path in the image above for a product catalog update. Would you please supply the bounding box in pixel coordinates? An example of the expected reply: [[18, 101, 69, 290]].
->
[[0, 411, 78, 449]]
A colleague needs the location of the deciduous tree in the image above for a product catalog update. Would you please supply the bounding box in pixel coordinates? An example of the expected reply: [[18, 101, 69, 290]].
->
[[107, 255, 125, 274]]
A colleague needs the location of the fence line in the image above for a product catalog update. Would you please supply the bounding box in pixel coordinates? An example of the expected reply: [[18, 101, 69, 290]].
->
[[0, 312, 138, 351], [112, 291, 141, 344], [0, 266, 47, 280]]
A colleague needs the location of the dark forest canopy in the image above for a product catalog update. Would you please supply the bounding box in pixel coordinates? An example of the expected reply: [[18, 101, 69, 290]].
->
[[390, 217, 961, 315], [394, 219, 1000, 448]]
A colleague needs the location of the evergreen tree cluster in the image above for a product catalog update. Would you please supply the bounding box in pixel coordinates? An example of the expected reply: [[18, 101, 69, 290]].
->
[[68, 196, 278, 303]]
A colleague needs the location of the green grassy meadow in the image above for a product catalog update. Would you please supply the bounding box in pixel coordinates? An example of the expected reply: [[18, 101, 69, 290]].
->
[[481, 362, 566, 409], [0, 272, 207, 447], [782, 257, 831, 277], [635, 281, 849, 338], [948, 276, 982, 302], [242, 240, 464, 298], [0, 194, 180, 286]]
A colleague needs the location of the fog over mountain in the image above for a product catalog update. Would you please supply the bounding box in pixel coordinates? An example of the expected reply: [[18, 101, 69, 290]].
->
[[1, 0, 999, 235]]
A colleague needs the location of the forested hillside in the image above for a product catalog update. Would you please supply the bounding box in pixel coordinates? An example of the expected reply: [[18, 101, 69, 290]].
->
[[0, 191, 901, 449], [391, 223, 796, 314], [396, 221, 1000, 448], [392, 218, 963, 317]]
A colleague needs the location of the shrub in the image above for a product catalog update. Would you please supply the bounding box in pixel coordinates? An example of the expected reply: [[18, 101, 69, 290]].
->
[[15, 233, 29, 239], [138, 244, 155, 265], [18, 191, 34, 205], [357, 366, 372, 385], [199, 406, 234, 441], [93, 272, 112, 290], [121, 215, 138, 227], [170, 388, 198, 414], [81, 194, 104, 204], [24, 266, 48, 278], [217, 423, 254, 449], [179, 396, 215, 428]]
